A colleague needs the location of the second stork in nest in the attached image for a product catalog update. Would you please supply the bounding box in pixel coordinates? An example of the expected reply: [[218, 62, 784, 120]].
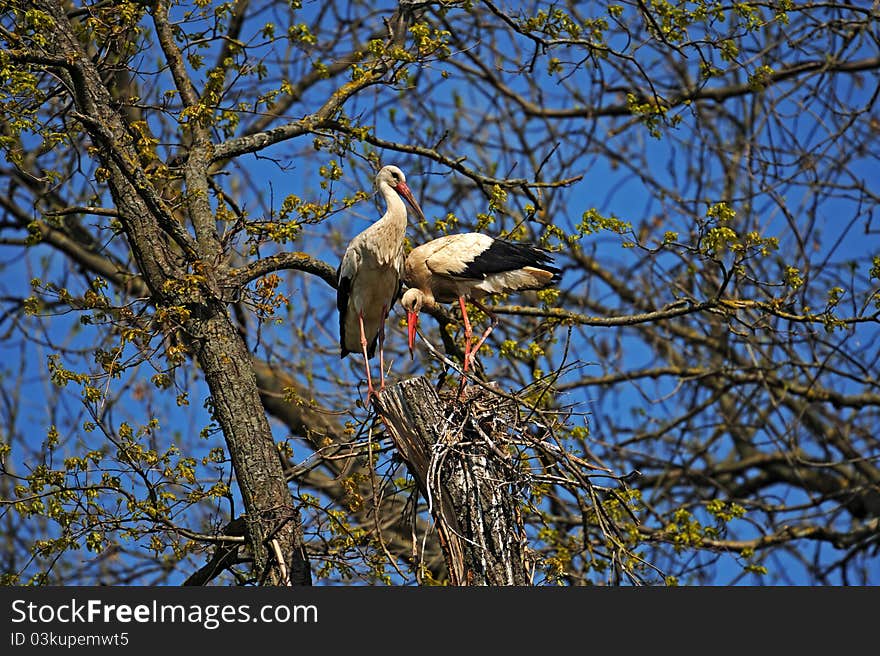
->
[[400, 232, 561, 372]]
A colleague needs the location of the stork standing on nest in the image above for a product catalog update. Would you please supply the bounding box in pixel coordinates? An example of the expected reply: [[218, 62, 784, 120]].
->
[[337, 165, 426, 401], [400, 232, 561, 372]]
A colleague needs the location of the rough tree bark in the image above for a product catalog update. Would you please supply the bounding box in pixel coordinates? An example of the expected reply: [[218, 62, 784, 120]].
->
[[33, 0, 310, 585], [375, 377, 530, 586]]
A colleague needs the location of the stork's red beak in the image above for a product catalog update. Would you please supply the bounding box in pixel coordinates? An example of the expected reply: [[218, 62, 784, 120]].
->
[[395, 182, 426, 223], [406, 310, 419, 359]]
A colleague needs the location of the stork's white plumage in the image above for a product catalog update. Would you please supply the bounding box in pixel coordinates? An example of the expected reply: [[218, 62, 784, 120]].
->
[[400, 232, 560, 371], [337, 165, 425, 401]]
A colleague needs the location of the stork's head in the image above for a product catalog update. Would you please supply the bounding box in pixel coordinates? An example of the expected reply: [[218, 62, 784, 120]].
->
[[376, 164, 406, 188], [375, 165, 426, 222], [400, 287, 425, 359]]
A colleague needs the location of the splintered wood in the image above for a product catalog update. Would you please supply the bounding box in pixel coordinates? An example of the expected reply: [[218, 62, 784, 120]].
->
[[374, 377, 530, 586]]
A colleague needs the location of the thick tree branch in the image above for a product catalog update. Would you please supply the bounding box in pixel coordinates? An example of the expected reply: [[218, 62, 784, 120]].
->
[[152, 0, 223, 257], [231, 252, 337, 289]]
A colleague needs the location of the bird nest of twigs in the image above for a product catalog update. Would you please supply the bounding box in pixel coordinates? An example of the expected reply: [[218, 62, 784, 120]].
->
[[374, 376, 561, 506]]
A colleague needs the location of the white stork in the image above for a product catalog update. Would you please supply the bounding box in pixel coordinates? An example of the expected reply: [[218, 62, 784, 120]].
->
[[400, 232, 560, 371], [337, 165, 426, 401]]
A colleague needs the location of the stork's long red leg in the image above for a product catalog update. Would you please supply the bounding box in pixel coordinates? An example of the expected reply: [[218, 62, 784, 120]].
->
[[357, 311, 375, 400], [377, 304, 388, 392], [467, 299, 498, 369], [458, 296, 473, 372]]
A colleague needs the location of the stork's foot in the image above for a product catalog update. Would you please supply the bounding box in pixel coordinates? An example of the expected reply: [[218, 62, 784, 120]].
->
[[456, 374, 467, 400], [364, 380, 388, 406]]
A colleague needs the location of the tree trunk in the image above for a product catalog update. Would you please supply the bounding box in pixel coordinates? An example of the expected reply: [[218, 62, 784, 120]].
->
[[375, 377, 530, 586], [189, 310, 311, 585]]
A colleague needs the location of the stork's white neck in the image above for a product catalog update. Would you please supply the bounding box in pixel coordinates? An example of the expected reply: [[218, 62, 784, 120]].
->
[[358, 181, 407, 267], [378, 181, 408, 231]]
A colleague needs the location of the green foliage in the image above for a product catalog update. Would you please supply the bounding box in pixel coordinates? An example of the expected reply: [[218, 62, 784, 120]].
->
[[748, 64, 775, 90], [288, 23, 317, 45], [869, 256, 880, 281], [626, 92, 671, 138], [783, 266, 804, 290], [665, 511, 702, 548], [577, 208, 632, 237], [701, 203, 778, 260], [408, 23, 452, 59]]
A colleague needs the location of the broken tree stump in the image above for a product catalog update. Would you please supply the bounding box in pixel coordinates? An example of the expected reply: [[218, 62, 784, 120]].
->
[[374, 376, 530, 586]]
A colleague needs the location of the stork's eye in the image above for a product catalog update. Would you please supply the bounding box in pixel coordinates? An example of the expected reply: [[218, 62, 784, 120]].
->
[[391, 171, 400, 181]]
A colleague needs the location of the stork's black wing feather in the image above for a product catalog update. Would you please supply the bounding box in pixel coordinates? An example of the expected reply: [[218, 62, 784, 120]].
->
[[336, 266, 353, 358], [455, 239, 561, 280]]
